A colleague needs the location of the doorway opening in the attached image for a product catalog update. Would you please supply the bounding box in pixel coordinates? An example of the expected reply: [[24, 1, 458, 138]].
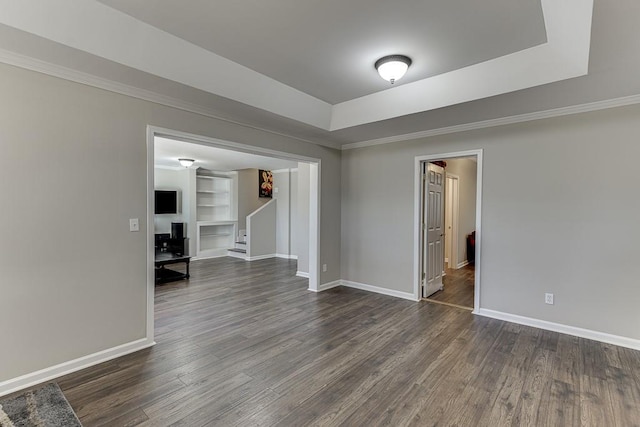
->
[[145, 126, 321, 341], [414, 150, 482, 312]]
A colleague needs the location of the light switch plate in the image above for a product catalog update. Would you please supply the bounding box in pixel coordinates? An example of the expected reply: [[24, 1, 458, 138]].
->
[[129, 218, 140, 232]]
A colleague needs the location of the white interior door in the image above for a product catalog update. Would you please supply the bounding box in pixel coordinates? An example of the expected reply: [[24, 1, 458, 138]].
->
[[421, 162, 445, 298]]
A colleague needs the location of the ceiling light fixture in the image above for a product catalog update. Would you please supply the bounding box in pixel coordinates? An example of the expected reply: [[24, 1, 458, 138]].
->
[[178, 158, 195, 168], [375, 55, 412, 84]]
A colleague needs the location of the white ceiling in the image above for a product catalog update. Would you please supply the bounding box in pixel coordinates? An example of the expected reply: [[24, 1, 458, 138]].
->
[[96, 0, 546, 104], [154, 137, 298, 172], [1, 1, 638, 147]]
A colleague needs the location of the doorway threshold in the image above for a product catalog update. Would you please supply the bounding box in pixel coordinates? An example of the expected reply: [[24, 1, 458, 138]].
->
[[422, 298, 473, 311]]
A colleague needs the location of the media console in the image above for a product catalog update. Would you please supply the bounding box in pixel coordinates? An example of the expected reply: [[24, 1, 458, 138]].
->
[[155, 252, 191, 284]]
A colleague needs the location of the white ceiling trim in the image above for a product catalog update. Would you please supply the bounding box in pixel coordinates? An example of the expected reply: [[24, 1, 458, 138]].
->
[[0, 0, 332, 129], [0, 48, 341, 150], [330, 0, 593, 130], [341, 93, 640, 150], [0, 0, 593, 132]]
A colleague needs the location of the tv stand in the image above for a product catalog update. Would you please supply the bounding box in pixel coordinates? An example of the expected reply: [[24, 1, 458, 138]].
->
[[155, 252, 191, 284]]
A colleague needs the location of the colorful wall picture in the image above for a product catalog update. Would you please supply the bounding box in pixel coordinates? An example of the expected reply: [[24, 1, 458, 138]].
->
[[259, 169, 273, 198]]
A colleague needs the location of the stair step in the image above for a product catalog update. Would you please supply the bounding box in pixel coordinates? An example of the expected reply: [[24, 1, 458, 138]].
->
[[228, 248, 246, 254]]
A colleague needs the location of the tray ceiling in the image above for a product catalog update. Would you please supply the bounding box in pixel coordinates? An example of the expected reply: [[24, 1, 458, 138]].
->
[[0, 0, 611, 147], [96, 0, 547, 104]]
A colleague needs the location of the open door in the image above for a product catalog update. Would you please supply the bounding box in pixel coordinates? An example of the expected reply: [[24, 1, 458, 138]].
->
[[420, 162, 445, 298]]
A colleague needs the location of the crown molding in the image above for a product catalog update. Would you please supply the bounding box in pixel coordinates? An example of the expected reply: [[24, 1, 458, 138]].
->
[[342, 93, 640, 150], [1, 0, 593, 132], [0, 48, 341, 150], [331, 0, 594, 129]]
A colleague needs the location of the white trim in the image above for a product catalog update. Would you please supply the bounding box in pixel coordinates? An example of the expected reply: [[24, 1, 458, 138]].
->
[[276, 253, 298, 260], [475, 309, 640, 351], [0, 0, 593, 131], [195, 254, 231, 261], [246, 198, 276, 219], [414, 150, 483, 307], [0, 49, 339, 150], [0, 338, 154, 398], [314, 280, 342, 292], [457, 260, 469, 269], [151, 127, 320, 164], [5, 43, 640, 152], [341, 280, 419, 301], [342, 93, 640, 150], [296, 271, 310, 278], [145, 127, 156, 343], [246, 253, 276, 261], [308, 162, 320, 292]]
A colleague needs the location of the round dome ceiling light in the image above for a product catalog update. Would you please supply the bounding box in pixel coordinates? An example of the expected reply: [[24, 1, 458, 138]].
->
[[375, 55, 412, 84], [178, 158, 195, 168]]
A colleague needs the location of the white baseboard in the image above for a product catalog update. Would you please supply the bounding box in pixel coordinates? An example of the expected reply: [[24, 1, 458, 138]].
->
[[314, 280, 341, 292], [296, 271, 310, 278], [276, 253, 298, 260], [193, 254, 227, 261], [475, 308, 640, 351], [246, 253, 276, 261], [0, 337, 155, 397], [341, 280, 419, 301], [456, 260, 469, 269]]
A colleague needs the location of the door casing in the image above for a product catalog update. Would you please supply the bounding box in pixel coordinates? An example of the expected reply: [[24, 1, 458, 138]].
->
[[413, 149, 483, 312]]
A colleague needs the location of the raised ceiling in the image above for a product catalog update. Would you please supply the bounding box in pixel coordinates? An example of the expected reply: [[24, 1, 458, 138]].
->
[[1, 1, 638, 148], [96, 0, 547, 104]]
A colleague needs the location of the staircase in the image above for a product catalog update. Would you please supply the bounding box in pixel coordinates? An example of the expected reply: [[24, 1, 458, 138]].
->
[[227, 232, 247, 259], [227, 199, 276, 261]]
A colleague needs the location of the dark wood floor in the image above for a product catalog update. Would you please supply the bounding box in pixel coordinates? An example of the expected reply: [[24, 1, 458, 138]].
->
[[427, 263, 475, 308], [40, 258, 640, 425]]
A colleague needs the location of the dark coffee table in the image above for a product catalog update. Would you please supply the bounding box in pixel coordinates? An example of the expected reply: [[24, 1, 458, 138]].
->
[[155, 252, 191, 284]]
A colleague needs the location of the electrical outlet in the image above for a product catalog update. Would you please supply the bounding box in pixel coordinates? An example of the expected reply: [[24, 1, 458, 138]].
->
[[129, 218, 139, 232], [322, 264, 327, 272], [545, 293, 554, 305]]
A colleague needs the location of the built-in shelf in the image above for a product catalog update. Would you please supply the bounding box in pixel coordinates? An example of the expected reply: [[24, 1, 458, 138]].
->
[[196, 221, 236, 259], [195, 174, 236, 258]]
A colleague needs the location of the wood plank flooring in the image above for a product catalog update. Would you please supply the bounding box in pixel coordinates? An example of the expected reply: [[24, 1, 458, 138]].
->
[[427, 263, 475, 308], [43, 258, 640, 425]]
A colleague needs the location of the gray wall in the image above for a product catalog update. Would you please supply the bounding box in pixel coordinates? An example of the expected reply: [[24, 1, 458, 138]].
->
[[237, 168, 269, 233], [342, 104, 640, 340], [273, 170, 292, 257], [445, 158, 477, 265], [247, 200, 277, 257], [0, 63, 341, 383]]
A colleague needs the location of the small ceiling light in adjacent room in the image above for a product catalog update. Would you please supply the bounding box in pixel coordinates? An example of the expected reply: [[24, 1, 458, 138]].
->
[[178, 158, 195, 168], [375, 55, 412, 84]]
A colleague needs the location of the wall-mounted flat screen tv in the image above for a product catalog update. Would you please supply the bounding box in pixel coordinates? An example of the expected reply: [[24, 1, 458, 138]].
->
[[155, 190, 179, 214]]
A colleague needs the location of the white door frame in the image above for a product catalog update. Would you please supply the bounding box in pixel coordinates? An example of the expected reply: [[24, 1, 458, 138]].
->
[[445, 173, 460, 269], [413, 149, 482, 313], [146, 126, 322, 341]]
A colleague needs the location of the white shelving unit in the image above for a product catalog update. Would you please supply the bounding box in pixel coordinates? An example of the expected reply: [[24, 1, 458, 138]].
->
[[196, 221, 237, 259], [195, 174, 237, 259], [196, 175, 231, 221]]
